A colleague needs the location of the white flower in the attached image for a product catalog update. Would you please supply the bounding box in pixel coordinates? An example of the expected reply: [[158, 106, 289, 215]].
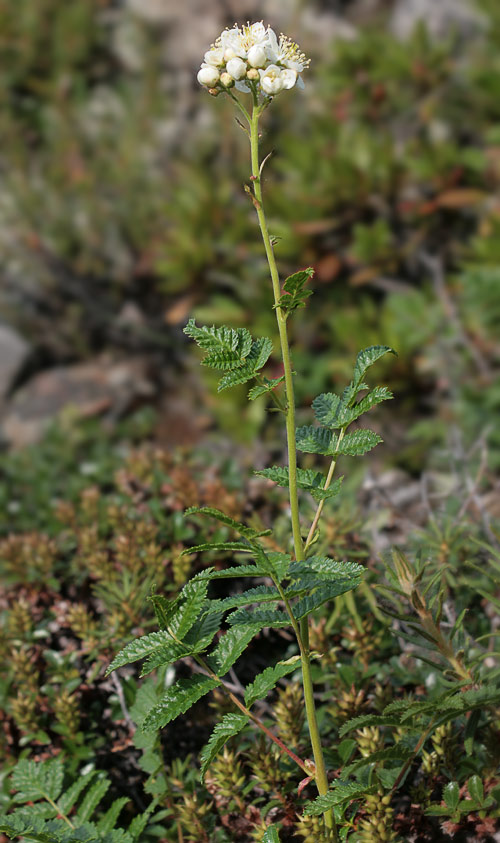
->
[[226, 57, 248, 80], [260, 65, 284, 96], [197, 64, 220, 87], [280, 68, 298, 90], [204, 48, 224, 67], [219, 21, 269, 59], [266, 30, 310, 73], [247, 45, 267, 68]]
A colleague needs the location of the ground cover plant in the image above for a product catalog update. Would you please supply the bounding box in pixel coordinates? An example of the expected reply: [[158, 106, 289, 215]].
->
[[1, 7, 500, 843]]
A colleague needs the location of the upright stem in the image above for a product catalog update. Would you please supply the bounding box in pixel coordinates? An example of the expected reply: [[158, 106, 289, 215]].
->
[[249, 101, 336, 840]]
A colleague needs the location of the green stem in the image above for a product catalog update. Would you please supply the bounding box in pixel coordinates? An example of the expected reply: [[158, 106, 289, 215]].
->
[[304, 427, 346, 553], [249, 100, 337, 841]]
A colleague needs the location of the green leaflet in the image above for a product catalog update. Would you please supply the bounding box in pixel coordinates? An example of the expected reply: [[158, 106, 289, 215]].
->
[[293, 580, 362, 620], [194, 564, 269, 580], [226, 607, 290, 628], [217, 337, 273, 391], [97, 799, 130, 833], [335, 429, 382, 456], [265, 551, 292, 581], [207, 584, 282, 613], [275, 267, 314, 315], [288, 557, 365, 581], [244, 656, 302, 707], [312, 387, 392, 429], [58, 772, 97, 815], [139, 642, 193, 677], [170, 578, 208, 639], [248, 375, 285, 400], [184, 609, 224, 651], [76, 779, 111, 824], [148, 593, 179, 631], [181, 540, 256, 555], [304, 781, 378, 816], [141, 675, 220, 731], [311, 392, 343, 428], [338, 713, 403, 738], [255, 466, 343, 502], [208, 625, 261, 676], [262, 826, 281, 843], [12, 758, 64, 804], [199, 713, 249, 781], [353, 345, 396, 387], [343, 746, 414, 777], [296, 427, 382, 457], [295, 425, 334, 455], [184, 506, 267, 540]]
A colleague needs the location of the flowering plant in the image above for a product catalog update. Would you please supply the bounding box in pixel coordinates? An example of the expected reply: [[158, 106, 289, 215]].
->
[[108, 21, 395, 843]]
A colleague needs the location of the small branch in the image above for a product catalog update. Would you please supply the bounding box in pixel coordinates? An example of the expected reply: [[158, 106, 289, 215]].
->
[[111, 672, 135, 732]]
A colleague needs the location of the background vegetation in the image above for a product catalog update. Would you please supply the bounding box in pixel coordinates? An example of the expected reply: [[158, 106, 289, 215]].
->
[[0, 0, 499, 840]]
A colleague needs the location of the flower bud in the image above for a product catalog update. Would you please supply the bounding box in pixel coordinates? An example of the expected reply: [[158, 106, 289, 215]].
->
[[260, 65, 283, 95], [246, 68, 260, 81], [226, 58, 247, 80], [208, 88, 220, 97], [224, 47, 237, 61], [247, 45, 267, 68], [204, 48, 224, 67], [197, 65, 220, 87], [220, 72, 235, 88]]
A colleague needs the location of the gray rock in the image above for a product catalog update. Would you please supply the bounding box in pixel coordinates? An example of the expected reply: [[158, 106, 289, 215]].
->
[[0, 324, 31, 400], [390, 0, 487, 41], [1, 356, 154, 448]]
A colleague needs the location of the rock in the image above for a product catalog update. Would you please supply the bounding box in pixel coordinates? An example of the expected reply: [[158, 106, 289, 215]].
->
[[0, 324, 31, 401], [1, 356, 155, 448], [390, 0, 487, 41]]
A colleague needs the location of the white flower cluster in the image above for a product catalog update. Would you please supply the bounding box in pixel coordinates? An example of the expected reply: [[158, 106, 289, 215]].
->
[[197, 22, 310, 97]]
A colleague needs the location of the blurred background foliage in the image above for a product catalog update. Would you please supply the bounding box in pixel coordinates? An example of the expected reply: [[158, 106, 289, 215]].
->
[[1, 1, 500, 840]]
